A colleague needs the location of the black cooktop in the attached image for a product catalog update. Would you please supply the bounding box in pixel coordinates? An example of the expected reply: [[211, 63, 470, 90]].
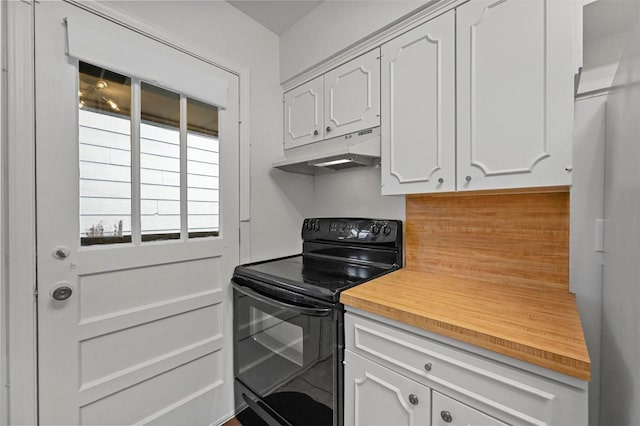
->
[[233, 254, 395, 303], [233, 218, 403, 303]]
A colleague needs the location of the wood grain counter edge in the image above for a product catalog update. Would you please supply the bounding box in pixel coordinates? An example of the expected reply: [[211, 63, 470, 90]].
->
[[340, 270, 591, 381]]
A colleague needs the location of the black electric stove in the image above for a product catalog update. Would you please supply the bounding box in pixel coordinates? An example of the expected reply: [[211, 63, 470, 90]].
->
[[232, 218, 402, 426]]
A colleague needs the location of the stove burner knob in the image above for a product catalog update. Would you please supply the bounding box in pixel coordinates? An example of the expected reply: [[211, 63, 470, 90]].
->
[[313, 222, 320, 231], [371, 225, 380, 235], [382, 225, 391, 236]]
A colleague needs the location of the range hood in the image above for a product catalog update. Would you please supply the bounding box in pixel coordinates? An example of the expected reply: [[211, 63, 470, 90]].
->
[[273, 127, 381, 175]]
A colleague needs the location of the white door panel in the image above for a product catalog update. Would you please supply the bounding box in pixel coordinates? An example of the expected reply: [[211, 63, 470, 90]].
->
[[456, 0, 574, 190], [344, 351, 430, 426], [381, 10, 455, 195], [35, 2, 239, 424], [325, 49, 380, 138], [284, 76, 324, 149]]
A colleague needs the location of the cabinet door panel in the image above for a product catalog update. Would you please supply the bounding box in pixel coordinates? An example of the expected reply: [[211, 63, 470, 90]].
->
[[284, 76, 324, 149], [344, 351, 430, 426], [381, 11, 455, 195], [433, 391, 508, 426], [324, 49, 380, 138], [456, 0, 573, 190]]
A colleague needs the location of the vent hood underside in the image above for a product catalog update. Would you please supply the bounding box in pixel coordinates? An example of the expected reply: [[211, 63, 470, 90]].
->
[[272, 127, 381, 175]]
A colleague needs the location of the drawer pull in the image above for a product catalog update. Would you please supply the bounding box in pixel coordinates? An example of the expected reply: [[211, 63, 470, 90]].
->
[[408, 394, 419, 405], [424, 362, 432, 372], [441, 410, 453, 423]]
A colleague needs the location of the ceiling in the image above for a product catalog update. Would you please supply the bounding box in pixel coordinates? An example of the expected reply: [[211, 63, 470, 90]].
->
[[227, 0, 639, 39], [583, 0, 639, 43], [227, 0, 323, 35]]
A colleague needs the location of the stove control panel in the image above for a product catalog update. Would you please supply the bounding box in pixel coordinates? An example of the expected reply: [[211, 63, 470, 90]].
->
[[302, 218, 401, 244]]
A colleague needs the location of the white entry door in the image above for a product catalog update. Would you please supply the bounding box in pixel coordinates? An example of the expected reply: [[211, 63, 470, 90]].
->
[[35, 2, 239, 424]]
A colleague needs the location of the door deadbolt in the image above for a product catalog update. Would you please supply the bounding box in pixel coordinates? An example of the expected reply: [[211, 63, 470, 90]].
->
[[50, 282, 73, 301]]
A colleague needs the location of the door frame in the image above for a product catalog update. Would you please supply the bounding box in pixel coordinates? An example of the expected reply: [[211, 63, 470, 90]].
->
[[2, 1, 252, 423]]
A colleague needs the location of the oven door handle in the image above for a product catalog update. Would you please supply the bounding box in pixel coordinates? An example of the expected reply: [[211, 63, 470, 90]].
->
[[241, 392, 293, 426], [232, 280, 332, 317]]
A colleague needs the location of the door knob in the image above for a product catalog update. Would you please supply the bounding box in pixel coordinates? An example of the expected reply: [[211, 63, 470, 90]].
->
[[52, 246, 71, 260], [50, 282, 73, 301]]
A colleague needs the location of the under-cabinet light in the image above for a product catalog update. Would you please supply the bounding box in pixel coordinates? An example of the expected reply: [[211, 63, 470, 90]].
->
[[311, 158, 355, 167]]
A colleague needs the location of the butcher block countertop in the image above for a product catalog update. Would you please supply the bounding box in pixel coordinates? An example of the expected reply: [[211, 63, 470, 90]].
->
[[340, 268, 591, 381]]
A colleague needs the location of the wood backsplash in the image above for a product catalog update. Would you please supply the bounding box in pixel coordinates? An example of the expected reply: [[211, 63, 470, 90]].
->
[[405, 192, 570, 291]]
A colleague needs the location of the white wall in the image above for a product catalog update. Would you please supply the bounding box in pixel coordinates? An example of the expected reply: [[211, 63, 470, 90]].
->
[[571, 95, 606, 426], [105, 0, 313, 261], [600, 15, 640, 425], [312, 167, 404, 220], [280, 0, 425, 83], [578, 0, 640, 94]]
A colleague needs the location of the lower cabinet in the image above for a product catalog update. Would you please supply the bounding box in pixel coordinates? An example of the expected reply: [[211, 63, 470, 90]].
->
[[344, 350, 430, 426], [344, 310, 589, 426]]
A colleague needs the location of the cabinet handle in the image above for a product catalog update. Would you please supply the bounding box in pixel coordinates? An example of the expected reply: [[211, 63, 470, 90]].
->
[[408, 394, 419, 405], [440, 411, 453, 423], [424, 362, 432, 371], [465, 176, 472, 182], [438, 178, 444, 184], [313, 129, 319, 136], [326, 126, 332, 133]]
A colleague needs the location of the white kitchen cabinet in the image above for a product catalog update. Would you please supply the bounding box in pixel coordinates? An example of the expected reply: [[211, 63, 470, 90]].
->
[[456, 0, 574, 191], [284, 49, 380, 150], [381, 10, 455, 195], [344, 309, 589, 426], [324, 49, 380, 140], [382, 0, 576, 194], [284, 75, 324, 149], [344, 350, 430, 426], [432, 391, 507, 426]]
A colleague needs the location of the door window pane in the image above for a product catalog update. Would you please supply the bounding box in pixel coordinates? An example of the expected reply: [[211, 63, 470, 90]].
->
[[140, 83, 181, 242], [79, 62, 132, 246], [187, 98, 219, 238]]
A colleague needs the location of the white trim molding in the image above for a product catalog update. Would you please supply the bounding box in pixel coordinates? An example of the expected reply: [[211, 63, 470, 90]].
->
[[5, 0, 38, 424], [0, 0, 8, 423]]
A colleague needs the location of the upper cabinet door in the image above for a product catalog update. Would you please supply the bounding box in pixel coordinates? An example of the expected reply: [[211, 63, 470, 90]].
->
[[456, 0, 574, 191], [324, 49, 381, 139], [284, 75, 324, 149], [381, 10, 456, 195]]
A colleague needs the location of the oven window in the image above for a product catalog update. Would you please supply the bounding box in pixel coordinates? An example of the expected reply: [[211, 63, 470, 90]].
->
[[250, 306, 304, 366]]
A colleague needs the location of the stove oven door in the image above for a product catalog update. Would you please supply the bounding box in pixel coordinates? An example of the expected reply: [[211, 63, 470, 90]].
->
[[232, 278, 338, 426]]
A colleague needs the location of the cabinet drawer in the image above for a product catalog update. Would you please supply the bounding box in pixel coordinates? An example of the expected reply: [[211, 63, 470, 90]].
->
[[432, 391, 507, 426], [345, 312, 587, 426]]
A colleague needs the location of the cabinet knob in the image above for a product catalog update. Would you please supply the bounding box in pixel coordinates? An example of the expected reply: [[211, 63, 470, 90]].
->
[[465, 176, 472, 182], [408, 394, 419, 405], [440, 411, 453, 423], [438, 178, 444, 184], [313, 129, 319, 136], [424, 362, 432, 371], [326, 126, 332, 133]]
